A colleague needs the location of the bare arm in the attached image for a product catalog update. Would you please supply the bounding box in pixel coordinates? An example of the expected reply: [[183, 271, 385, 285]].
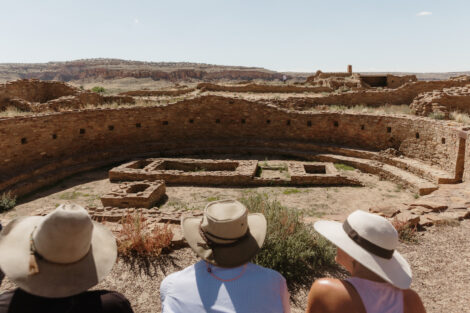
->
[[403, 289, 426, 313], [280, 278, 291, 313]]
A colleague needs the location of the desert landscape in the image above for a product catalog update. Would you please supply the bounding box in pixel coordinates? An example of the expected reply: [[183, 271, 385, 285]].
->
[[0, 59, 470, 312]]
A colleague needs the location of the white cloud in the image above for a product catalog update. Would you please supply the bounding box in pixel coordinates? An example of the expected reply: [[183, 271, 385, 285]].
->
[[134, 18, 140, 24], [416, 11, 432, 17]]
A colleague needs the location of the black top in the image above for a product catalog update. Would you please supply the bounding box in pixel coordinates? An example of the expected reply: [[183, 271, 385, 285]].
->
[[0, 289, 134, 313]]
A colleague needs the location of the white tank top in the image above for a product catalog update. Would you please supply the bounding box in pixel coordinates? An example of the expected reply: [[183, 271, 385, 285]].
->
[[347, 277, 404, 313]]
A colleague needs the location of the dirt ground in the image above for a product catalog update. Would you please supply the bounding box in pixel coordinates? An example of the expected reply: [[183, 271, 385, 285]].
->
[[0, 164, 468, 312]]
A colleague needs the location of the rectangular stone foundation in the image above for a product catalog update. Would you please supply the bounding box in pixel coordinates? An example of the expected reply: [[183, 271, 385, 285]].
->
[[100, 180, 166, 208], [288, 162, 360, 185], [109, 158, 360, 187], [109, 158, 258, 186]]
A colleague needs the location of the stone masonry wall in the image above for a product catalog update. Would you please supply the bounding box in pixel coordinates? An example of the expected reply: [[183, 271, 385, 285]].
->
[[272, 79, 470, 109], [0, 79, 134, 112], [0, 96, 467, 196], [465, 133, 470, 181]]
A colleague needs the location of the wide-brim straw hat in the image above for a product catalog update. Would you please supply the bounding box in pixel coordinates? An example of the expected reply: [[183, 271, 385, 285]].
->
[[314, 210, 412, 289], [182, 199, 267, 268], [0, 204, 117, 298]]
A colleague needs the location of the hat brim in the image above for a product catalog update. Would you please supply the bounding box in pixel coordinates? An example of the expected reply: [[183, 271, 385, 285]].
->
[[0, 216, 117, 298], [314, 220, 412, 289], [182, 213, 266, 268]]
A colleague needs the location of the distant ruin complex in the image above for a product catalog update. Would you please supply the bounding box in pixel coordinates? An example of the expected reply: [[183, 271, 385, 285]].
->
[[0, 79, 133, 112]]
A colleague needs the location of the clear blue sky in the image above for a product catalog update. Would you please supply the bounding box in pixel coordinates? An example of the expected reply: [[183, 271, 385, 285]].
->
[[1, 0, 469, 72]]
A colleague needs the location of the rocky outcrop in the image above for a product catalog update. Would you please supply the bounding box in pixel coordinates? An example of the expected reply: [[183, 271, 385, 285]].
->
[[371, 182, 470, 228], [17, 67, 283, 82], [0, 79, 134, 112]]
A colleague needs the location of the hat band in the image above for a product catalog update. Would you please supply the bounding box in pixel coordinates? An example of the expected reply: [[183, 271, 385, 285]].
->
[[198, 224, 249, 248], [343, 220, 394, 259]]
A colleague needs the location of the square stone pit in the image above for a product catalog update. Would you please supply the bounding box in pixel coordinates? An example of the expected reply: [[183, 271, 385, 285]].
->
[[100, 180, 166, 208], [289, 162, 360, 186]]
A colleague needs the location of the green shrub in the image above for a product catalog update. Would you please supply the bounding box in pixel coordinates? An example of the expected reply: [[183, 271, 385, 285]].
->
[[240, 193, 336, 287], [91, 86, 106, 93], [334, 163, 355, 171], [283, 188, 301, 195], [0, 192, 16, 212]]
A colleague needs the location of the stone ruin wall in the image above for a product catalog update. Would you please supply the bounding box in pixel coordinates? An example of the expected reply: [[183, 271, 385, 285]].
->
[[386, 75, 418, 89], [0, 79, 77, 103], [410, 85, 470, 117], [0, 96, 468, 196], [119, 88, 195, 97], [272, 79, 470, 109], [0, 79, 134, 112], [196, 83, 333, 93]]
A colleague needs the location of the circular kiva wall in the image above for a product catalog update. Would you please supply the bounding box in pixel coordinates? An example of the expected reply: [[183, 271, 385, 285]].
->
[[1, 95, 469, 197]]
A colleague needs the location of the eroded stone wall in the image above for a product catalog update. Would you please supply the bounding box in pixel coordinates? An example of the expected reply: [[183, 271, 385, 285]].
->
[[196, 83, 332, 93], [0, 79, 134, 112], [0, 96, 467, 196], [410, 85, 470, 117], [465, 133, 470, 181], [272, 79, 470, 109]]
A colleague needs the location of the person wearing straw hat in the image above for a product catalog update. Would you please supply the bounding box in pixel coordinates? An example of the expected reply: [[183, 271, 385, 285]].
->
[[160, 199, 291, 313], [305, 210, 426, 313], [0, 204, 134, 313]]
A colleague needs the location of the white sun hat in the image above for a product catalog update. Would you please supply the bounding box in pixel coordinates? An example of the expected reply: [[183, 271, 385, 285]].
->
[[314, 210, 412, 289], [0, 204, 117, 298]]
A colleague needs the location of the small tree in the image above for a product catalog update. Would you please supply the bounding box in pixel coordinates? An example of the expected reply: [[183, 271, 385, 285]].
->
[[91, 86, 106, 93]]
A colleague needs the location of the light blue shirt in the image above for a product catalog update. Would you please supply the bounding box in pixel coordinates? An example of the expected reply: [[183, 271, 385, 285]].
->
[[160, 261, 290, 313]]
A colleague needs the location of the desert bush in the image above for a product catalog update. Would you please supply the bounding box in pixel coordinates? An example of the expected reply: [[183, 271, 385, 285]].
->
[[117, 213, 173, 257], [91, 86, 106, 93], [450, 111, 470, 125], [391, 218, 418, 243], [428, 111, 446, 120], [0, 192, 16, 213], [240, 193, 336, 286]]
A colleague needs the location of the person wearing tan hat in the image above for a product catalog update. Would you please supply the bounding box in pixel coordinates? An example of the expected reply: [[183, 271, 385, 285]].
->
[[160, 199, 291, 313], [305, 210, 426, 313], [0, 204, 134, 313]]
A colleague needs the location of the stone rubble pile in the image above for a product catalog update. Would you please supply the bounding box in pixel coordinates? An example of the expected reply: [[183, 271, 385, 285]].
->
[[370, 182, 470, 228]]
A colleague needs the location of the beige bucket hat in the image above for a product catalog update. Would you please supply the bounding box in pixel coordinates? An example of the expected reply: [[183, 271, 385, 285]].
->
[[0, 204, 117, 298], [314, 210, 412, 289], [182, 200, 267, 268]]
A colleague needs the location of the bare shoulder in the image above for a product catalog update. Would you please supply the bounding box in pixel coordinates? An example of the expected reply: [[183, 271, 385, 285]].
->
[[311, 278, 345, 291], [305, 278, 355, 313], [403, 289, 426, 313]]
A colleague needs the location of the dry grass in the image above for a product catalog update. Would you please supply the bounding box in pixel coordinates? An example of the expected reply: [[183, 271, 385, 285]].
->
[[450, 111, 470, 125], [391, 218, 419, 243], [117, 213, 173, 257], [320, 104, 411, 115], [0, 106, 34, 118]]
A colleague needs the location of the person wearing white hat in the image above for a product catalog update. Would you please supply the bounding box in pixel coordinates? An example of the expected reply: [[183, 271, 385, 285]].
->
[[305, 210, 426, 313], [160, 199, 291, 313], [0, 204, 134, 313]]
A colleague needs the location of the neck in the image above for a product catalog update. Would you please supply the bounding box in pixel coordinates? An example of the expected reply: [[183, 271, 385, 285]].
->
[[351, 265, 386, 283]]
